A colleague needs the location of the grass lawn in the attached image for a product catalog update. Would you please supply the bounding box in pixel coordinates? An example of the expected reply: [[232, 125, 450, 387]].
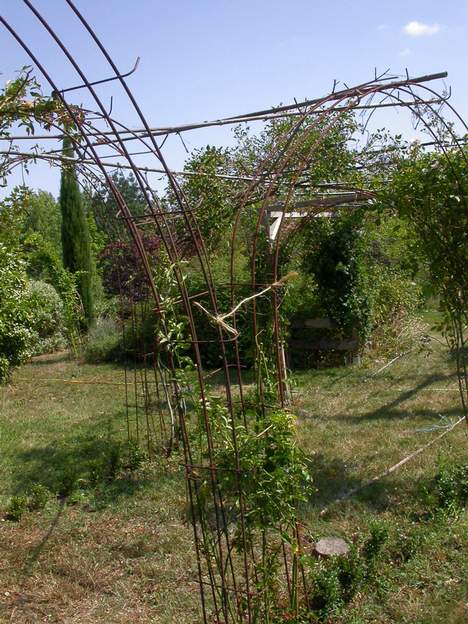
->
[[0, 333, 466, 623]]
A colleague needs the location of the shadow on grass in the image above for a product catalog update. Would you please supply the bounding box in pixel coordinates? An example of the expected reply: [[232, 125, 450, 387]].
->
[[25, 498, 66, 570], [307, 453, 361, 506], [329, 372, 460, 424], [8, 411, 158, 508], [305, 452, 411, 512], [447, 344, 468, 362]]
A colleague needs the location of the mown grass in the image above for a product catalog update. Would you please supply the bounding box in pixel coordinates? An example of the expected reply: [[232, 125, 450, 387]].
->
[[0, 353, 200, 623], [291, 336, 467, 623], [0, 331, 466, 623]]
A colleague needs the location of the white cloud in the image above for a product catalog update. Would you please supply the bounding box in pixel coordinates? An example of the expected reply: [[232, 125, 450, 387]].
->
[[399, 48, 411, 57], [403, 21, 441, 36], [377, 24, 388, 31]]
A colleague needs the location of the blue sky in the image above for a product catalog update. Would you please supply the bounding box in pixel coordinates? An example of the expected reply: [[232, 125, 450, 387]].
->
[[1, 0, 467, 195]]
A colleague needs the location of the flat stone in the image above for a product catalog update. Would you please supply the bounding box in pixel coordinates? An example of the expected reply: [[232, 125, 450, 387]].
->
[[313, 537, 349, 558]]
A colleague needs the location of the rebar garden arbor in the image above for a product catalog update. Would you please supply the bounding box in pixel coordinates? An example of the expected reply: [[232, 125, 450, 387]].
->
[[1, 2, 467, 621]]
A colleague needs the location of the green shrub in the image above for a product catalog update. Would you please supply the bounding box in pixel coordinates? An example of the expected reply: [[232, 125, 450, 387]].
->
[[361, 521, 389, 578], [25, 233, 82, 352], [435, 463, 468, 509], [5, 495, 29, 521], [423, 459, 468, 515], [124, 440, 148, 471], [308, 562, 344, 619], [57, 465, 79, 497], [303, 549, 365, 620], [0, 244, 34, 382], [335, 546, 365, 602], [27, 483, 50, 511], [292, 211, 423, 365], [87, 441, 123, 484], [304, 525, 389, 620], [365, 268, 421, 355], [84, 303, 162, 364], [84, 317, 121, 363], [105, 442, 122, 480], [390, 528, 426, 564], [4, 485, 50, 520], [24, 280, 67, 356]]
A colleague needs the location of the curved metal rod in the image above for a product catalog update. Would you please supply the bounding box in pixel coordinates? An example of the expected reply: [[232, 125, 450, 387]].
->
[[55, 56, 140, 95]]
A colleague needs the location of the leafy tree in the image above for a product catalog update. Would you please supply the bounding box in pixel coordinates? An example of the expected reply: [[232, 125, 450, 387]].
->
[[99, 234, 162, 300], [0, 186, 30, 248], [88, 170, 147, 243], [0, 187, 61, 257], [382, 145, 468, 414], [384, 146, 467, 323], [170, 146, 237, 253], [59, 137, 95, 327], [233, 112, 359, 193], [23, 190, 62, 256], [301, 212, 370, 337], [384, 147, 468, 361]]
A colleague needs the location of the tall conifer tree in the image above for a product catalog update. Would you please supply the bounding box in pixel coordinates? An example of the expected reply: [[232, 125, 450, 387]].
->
[[59, 137, 94, 327]]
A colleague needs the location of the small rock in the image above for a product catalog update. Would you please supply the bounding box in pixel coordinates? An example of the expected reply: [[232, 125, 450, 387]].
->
[[313, 537, 349, 558]]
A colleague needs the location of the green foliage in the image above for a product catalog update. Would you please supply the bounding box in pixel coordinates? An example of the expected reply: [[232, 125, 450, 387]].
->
[[0, 188, 81, 354], [27, 483, 51, 511], [200, 404, 312, 529], [0, 244, 34, 382], [24, 280, 67, 355], [23, 190, 62, 256], [292, 208, 422, 362], [83, 197, 107, 258], [384, 147, 468, 332], [173, 146, 236, 252], [186, 255, 255, 368], [83, 295, 181, 366], [423, 458, 468, 516], [4, 484, 51, 520], [25, 234, 82, 351], [0, 196, 78, 376], [302, 525, 388, 621], [57, 463, 79, 498], [359, 213, 422, 336], [124, 440, 148, 471], [302, 213, 370, 338], [84, 317, 122, 363], [106, 442, 122, 481], [85, 440, 132, 485], [0, 186, 30, 247], [60, 137, 95, 327], [233, 112, 358, 190], [5, 495, 29, 522], [0, 186, 62, 256], [88, 170, 147, 243], [0, 187, 81, 353], [307, 560, 345, 619], [366, 270, 420, 354], [362, 521, 389, 568], [1, 68, 83, 185]]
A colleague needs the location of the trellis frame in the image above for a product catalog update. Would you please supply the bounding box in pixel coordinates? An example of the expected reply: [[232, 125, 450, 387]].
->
[[1, 3, 467, 621]]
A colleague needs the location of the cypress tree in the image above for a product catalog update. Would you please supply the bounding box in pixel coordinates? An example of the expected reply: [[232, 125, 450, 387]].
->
[[59, 137, 95, 327]]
